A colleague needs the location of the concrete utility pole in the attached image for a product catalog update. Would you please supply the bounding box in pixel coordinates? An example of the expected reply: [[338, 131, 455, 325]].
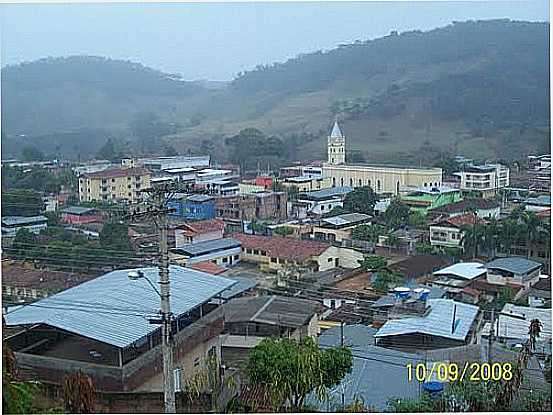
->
[[124, 183, 178, 413]]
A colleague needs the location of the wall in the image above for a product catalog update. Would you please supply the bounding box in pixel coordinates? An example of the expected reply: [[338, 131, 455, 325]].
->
[[317, 246, 364, 271], [429, 225, 463, 248]]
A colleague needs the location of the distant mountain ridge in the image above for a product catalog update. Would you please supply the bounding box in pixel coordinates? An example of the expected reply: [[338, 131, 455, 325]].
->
[[1, 19, 550, 163]]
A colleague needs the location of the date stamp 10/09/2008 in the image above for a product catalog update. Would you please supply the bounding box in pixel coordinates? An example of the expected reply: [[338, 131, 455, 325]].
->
[[406, 362, 514, 383]]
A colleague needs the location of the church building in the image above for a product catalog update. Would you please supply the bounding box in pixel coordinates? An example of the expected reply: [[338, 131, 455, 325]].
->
[[322, 120, 443, 196]]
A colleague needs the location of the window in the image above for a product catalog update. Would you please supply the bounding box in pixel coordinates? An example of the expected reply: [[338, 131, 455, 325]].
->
[[377, 180, 381, 191], [332, 177, 336, 187], [253, 250, 260, 255], [350, 178, 353, 187], [271, 257, 277, 263], [222, 257, 228, 263], [328, 204, 332, 209], [246, 248, 253, 254], [321, 205, 325, 211], [328, 257, 333, 262], [340, 178, 344, 186], [260, 250, 266, 256], [234, 255, 239, 260], [112, 178, 115, 183], [358, 179, 362, 186]]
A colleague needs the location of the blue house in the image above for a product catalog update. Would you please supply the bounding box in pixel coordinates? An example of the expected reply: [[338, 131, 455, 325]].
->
[[168, 194, 216, 220]]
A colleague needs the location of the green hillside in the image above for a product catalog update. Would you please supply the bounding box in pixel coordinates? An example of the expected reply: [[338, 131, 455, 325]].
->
[[1, 20, 549, 164]]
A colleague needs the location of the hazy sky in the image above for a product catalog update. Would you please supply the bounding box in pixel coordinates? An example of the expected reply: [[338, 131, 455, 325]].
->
[[1, 1, 549, 80]]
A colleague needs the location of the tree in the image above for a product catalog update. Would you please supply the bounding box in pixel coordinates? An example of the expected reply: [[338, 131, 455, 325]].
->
[[2, 342, 41, 414], [372, 270, 405, 292], [99, 222, 132, 251], [408, 211, 426, 227], [62, 371, 95, 413], [273, 226, 294, 237], [351, 224, 386, 243], [461, 223, 485, 259], [323, 206, 349, 218], [342, 186, 377, 215], [2, 189, 44, 216], [11, 228, 37, 259], [21, 146, 45, 161], [415, 243, 434, 254], [97, 137, 123, 160], [246, 337, 353, 411], [383, 199, 410, 228], [499, 219, 522, 256], [520, 211, 541, 259], [358, 255, 387, 271]]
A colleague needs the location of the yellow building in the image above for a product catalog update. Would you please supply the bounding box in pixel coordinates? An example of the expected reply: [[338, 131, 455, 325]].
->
[[322, 120, 443, 195], [79, 167, 151, 203]]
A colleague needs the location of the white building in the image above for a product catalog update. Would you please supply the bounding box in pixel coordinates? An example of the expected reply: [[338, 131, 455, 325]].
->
[[1, 216, 48, 237], [454, 163, 509, 198]]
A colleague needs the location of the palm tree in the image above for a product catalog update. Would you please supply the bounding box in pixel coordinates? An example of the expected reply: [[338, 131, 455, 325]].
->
[[483, 219, 500, 259], [521, 211, 541, 259], [461, 223, 485, 259], [498, 219, 520, 257]]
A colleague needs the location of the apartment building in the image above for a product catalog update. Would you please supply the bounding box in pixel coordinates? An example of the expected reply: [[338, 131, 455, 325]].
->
[[454, 163, 509, 198], [78, 167, 151, 203]]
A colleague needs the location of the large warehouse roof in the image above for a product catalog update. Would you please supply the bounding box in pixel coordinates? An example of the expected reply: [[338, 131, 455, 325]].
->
[[4, 265, 236, 348]]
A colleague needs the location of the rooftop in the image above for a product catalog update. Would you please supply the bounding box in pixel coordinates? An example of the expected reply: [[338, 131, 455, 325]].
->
[[81, 167, 150, 179], [189, 261, 227, 275], [431, 212, 484, 228], [374, 299, 479, 342], [330, 120, 344, 139], [405, 186, 460, 196], [60, 206, 98, 215], [372, 284, 444, 308], [223, 295, 320, 328], [2, 215, 48, 226], [321, 213, 372, 227], [175, 218, 225, 236], [172, 238, 241, 256], [187, 194, 214, 203], [231, 233, 330, 262], [491, 303, 552, 341], [388, 254, 452, 280], [533, 277, 551, 291], [433, 262, 487, 280], [218, 276, 258, 300], [525, 195, 551, 206], [4, 265, 236, 348], [299, 186, 353, 201], [429, 198, 500, 214], [485, 257, 542, 275]]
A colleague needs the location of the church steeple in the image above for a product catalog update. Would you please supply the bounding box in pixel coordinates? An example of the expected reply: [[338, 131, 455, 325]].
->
[[327, 118, 345, 165]]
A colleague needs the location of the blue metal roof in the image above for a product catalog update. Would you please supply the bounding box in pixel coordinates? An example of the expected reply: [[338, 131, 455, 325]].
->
[[301, 186, 353, 200], [485, 257, 542, 275], [310, 324, 422, 411], [218, 276, 258, 300], [374, 299, 479, 341], [2, 215, 48, 226], [173, 238, 241, 256], [4, 265, 236, 348]]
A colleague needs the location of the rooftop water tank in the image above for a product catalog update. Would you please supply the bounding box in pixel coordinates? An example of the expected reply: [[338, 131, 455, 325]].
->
[[420, 288, 431, 301], [393, 286, 411, 300]]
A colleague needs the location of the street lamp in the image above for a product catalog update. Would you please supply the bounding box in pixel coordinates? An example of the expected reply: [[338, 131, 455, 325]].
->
[[128, 269, 176, 413]]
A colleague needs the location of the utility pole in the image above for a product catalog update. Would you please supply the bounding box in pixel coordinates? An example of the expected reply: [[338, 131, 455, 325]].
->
[[124, 183, 178, 413], [488, 309, 495, 363], [340, 321, 345, 410]]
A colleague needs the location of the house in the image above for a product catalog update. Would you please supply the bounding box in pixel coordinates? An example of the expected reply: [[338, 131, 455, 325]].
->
[[428, 262, 488, 299], [174, 218, 225, 247], [280, 175, 332, 192], [400, 186, 462, 214], [514, 277, 551, 307], [3, 266, 236, 392], [78, 167, 151, 204], [482, 303, 551, 357], [485, 257, 543, 287], [429, 213, 484, 249], [1, 215, 48, 237], [170, 238, 242, 267], [215, 192, 287, 221], [311, 213, 372, 243], [1, 260, 97, 304], [60, 206, 103, 225], [126, 155, 210, 172], [168, 194, 216, 220], [387, 254, 453, 281], [291, 186, 353, 219], [231, 233, 364, 272], [524, 195, 551, 212], [428, 198, 501, 220], [42, 195, 59, 213], [371, 285, 445, 325], [454, 163, 509, 198], [221, 295, 320, 368], [374, 299, 480, 351], [309, 324, 423, 412]]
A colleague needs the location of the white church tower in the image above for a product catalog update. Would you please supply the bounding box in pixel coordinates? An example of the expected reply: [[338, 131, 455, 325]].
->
[[327, 119, 346, 165]]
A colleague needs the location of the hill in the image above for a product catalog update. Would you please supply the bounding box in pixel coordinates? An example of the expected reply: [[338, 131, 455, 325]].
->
[[1, 20, 550, 164]]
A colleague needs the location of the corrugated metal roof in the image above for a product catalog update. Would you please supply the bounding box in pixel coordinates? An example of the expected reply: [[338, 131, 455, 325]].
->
[[433, 262, 486, 280], [174, 238, 241, 256], [2, 216, 48, 226], [300, 186, 353, 200], [219, 276, 258, 300], [322, 213, 372, 226], [4, 265, 236, 348], [60, 206, 97, 215], [485, 257, 542, 275], [374, 299, 479, 341]]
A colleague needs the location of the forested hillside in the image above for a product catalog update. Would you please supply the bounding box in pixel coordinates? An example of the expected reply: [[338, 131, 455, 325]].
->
[[2, 20, 549, 164]]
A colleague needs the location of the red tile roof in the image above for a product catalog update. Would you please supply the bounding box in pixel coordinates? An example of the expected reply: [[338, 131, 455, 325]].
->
[[175, 219, 225, 236], [231, 233, 330, 262], [189, 261, 226, 275], [536, 209, 551, 218], [82, 167, 150, 179], [432, 213, 486, 228]]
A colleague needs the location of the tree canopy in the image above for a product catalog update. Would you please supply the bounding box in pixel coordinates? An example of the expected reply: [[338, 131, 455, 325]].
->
[[246, 337, 353, 411], [343, 186, 377, 215]]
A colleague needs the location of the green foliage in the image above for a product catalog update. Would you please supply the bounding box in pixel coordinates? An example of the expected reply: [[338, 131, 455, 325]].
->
[[246, 337, 353, 411], [372, 270, 405, 292], [408, 211, 426, 227], [415, 243, 434, 254], [99, 222, 132, 251], [343, 186, 377, 215], [358, 255, 387, 271], [383, 199, 410, 228], [21, 145, 45, 161], [225, 128, 288, 172], [97, 137, 126, 160], [433, 155, 460, 176], [322, 206, 349, 218], [11, 228, 38, 258], [2, 189, 44, 216], [2, 166, 73, 194], [273, 226, 294, 237], [351, 224, 386, 243], [443, 246, 463, 260]]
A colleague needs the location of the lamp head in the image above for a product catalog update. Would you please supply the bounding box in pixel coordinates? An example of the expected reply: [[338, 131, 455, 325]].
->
[[128, 270, 145, 281]]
